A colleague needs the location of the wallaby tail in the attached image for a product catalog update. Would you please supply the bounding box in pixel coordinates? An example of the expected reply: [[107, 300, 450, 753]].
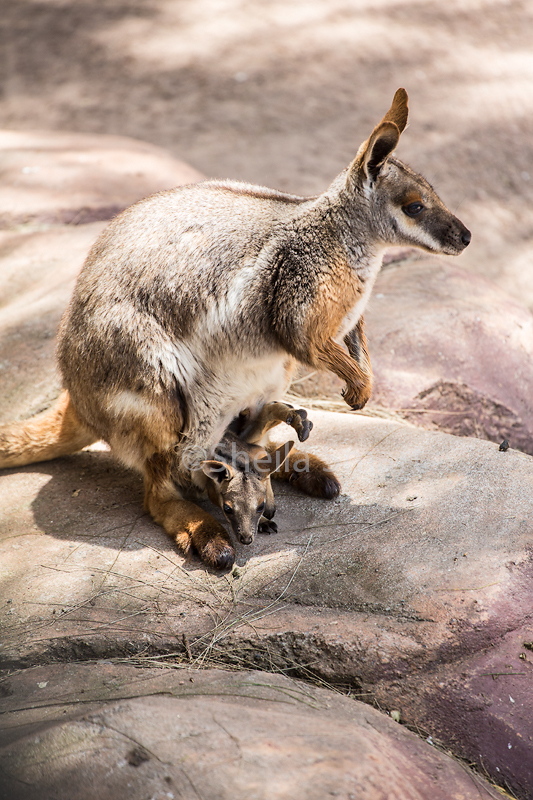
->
[[0, 391, 97, 468]]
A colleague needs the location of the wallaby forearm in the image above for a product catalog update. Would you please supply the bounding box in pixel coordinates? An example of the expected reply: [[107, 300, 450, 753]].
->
[[314, 337, 373, 410], [342, 316, 373, 409], [344, 316, 372, 377]]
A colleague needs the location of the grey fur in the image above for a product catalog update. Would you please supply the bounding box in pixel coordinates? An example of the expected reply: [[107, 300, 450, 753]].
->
[[57, 97, 470, 485], [0, 89, 471, 569]]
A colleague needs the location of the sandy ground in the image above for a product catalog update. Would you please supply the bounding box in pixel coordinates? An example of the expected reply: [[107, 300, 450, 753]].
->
[[1, 0, 532, 304]]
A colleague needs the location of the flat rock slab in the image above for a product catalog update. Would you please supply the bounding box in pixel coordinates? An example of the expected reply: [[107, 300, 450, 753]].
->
[[0, 130, 203, 227], [0, 664, 500, 800], [1, 410, 532, 796], [365, 256, 533, 453], [0, 129, 530, 797]]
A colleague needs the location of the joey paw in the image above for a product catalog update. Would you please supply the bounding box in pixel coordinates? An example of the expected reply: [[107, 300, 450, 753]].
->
[[290, 469, 341, 500], [258, 518, 278, 535], [213, 546, 236, 569], [286, 408, 314, 442], [199, 540, 235, 570]]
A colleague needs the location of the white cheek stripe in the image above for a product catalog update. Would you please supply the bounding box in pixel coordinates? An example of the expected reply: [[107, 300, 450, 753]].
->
[[395, 213, 441, 251]]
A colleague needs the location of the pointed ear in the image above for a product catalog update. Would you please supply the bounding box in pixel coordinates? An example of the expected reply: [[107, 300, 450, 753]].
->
[[255, 441, 295, 477], [357, 121, 400, 183], [350, 89, 408, 184], [200, 460, 234, 483], [380, 87, 409, 134]]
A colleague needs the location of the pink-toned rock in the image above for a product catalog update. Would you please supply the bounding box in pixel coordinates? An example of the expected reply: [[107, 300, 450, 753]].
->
[[0, 224, 106, 421], [0, 665, 500, 800], [291, 254, 533, 454], [365, 255, 533, 453], [1, 410, 532, 796], [0, 132, 532, 798], [0, 130, 203, 228]]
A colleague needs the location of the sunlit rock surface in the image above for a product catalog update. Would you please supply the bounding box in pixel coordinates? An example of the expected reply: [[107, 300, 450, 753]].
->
[[0, 666, 501, 800], [0, 130, 531, 798]]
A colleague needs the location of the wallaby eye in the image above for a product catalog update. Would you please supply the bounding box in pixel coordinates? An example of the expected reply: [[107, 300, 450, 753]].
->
[[257, 502, 265, 514], [403, 201, 425, 217], [223, 503, 234, 515]]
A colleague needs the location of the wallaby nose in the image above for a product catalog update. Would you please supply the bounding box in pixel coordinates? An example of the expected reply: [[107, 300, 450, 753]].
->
[[461, 229, 471, 247]]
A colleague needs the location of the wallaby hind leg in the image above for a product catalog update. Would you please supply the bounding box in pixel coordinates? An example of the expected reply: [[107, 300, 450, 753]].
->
[[144, 450, 235, 570], [268, 444, 341, 500], [239, 401, 313, 444], [0, 391, 97, 468]]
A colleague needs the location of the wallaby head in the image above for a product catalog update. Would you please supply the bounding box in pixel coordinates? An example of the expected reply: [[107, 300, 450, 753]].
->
[[199, 438, 295, 545], [346, 88, 471, 256]]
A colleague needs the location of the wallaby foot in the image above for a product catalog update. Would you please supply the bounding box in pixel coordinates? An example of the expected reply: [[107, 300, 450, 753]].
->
[[238, 401, 313, 444], [144, 452, 235, 570], [284, 406, 313, 442], [270, 447, 341, 500]]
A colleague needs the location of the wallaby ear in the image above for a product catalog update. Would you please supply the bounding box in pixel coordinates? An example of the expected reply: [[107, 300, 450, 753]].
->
[[200, 459, 234, 484], [380, 87, 409, 134], [351, 88, 408, 184], [255, 441, 295, 477], [357, 121, 400, 183]]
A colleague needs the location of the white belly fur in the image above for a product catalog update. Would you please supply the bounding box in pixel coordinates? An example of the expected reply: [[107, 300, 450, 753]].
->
[[207, 352, 291, 447]]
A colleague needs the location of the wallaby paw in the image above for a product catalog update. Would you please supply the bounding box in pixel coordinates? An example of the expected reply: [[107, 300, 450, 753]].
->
[[342, 383, 371, 411], [258, 517, 278, 535], [286, 408, 314, 442], [290, 467, 341, 500], [198, 539, 236, 570]]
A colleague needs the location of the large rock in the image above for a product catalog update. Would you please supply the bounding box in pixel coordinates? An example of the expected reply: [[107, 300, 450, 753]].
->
[[0, 130, 203, 228], [0, 666, 500, 800], [0, 223, 106, 421], [1, 409, 532, 797], [366, 256, 533, 453], [0, 131, 531, 798]]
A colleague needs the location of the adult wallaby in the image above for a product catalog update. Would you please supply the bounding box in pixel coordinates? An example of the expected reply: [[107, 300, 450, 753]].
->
[[0, 88, 470, 569]]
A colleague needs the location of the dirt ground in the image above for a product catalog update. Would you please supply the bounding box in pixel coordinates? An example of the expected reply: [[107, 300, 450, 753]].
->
[[1, 0, 532, 305]]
